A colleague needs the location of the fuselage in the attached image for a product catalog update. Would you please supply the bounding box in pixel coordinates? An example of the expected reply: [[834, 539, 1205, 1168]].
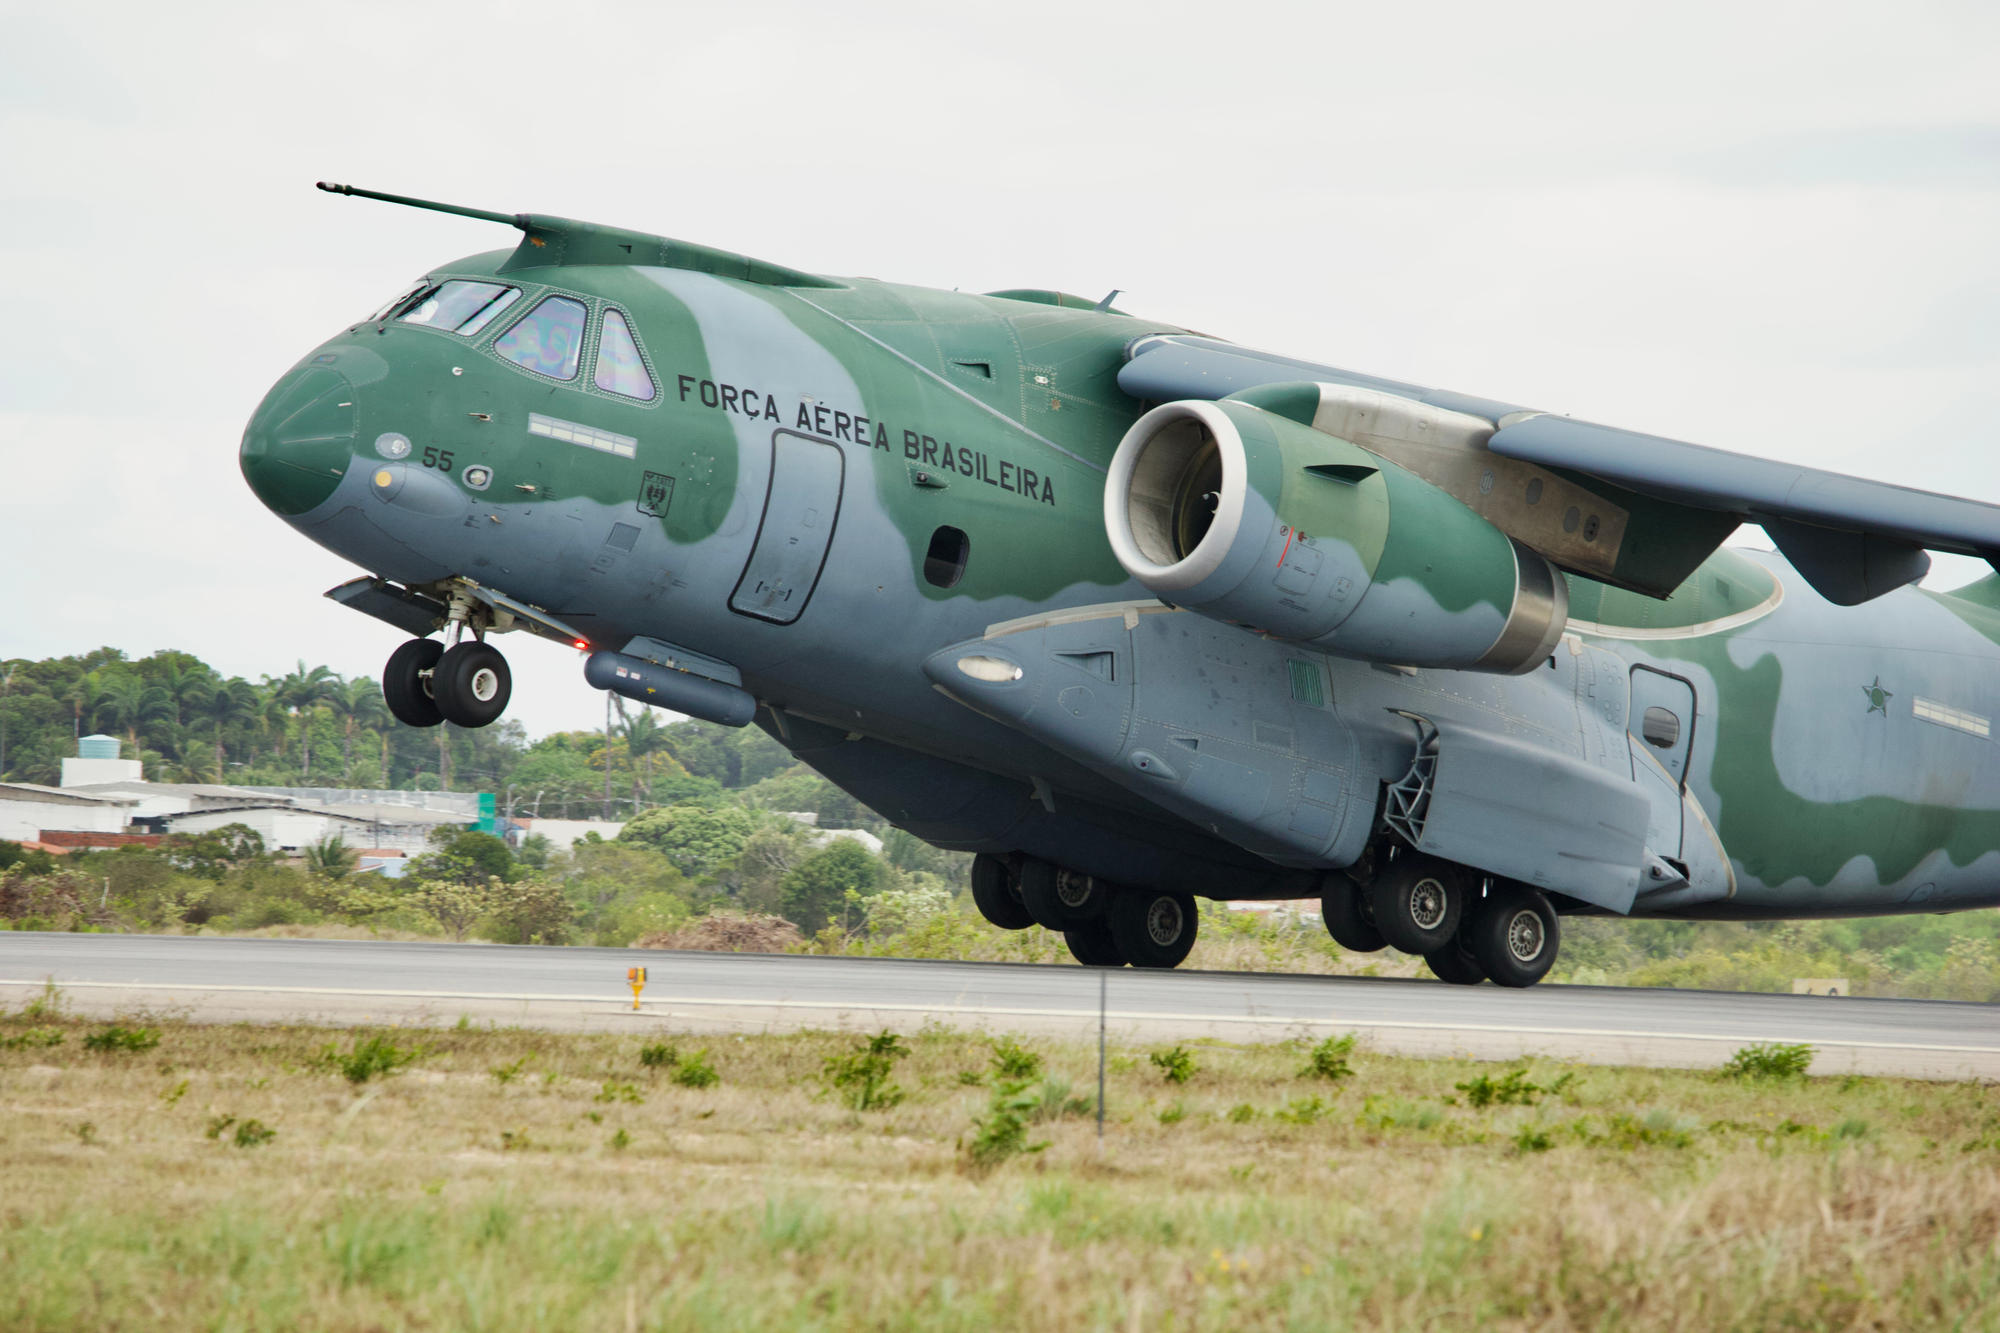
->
[[241, 249, 2000, 922]]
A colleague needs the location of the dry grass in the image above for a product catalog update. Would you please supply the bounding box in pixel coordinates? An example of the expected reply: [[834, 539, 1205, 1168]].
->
[[3, 994, 1998, 1331]]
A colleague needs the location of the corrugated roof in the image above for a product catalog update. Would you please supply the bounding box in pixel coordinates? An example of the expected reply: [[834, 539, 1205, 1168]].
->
[[0, 782, 140, 807]]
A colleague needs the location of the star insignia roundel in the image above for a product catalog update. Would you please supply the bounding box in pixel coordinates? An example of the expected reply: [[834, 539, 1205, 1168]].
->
[[1862, 676, 1892, 715]]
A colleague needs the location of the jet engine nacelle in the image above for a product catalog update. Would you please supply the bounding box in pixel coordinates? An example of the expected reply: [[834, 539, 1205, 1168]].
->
[[1104, 397, 1567, 674]]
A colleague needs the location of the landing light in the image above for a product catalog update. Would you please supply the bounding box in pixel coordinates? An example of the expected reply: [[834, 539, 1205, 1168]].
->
[[957, 655, 1024, 683]]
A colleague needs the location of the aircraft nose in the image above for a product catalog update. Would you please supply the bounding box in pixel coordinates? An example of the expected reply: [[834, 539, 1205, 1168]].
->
[[240, 360, 359, 516]]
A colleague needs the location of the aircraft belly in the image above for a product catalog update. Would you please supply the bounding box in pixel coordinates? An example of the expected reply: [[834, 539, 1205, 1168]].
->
[[926, 607, 1379, 870]]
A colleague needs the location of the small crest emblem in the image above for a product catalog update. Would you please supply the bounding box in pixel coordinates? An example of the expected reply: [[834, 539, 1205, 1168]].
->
[[638, 471, 675, 518]]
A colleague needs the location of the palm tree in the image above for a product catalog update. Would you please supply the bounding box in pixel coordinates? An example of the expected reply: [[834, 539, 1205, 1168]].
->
[[191, 676, 259, 781], [266, 662, 337, 780], [624, 707, 670, 808], [90, 670, 169, 758], [150, 658, 218, 733], [325, 678, 391, 781]]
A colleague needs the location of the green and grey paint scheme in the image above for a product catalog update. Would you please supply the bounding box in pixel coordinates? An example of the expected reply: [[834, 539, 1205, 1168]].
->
[[242, 185, 2000, 931]]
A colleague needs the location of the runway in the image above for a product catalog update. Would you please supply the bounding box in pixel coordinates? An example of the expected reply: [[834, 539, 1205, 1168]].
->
[[2, 932, 1994, 1079]]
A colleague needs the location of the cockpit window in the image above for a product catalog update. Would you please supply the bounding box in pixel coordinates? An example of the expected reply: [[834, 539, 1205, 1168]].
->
[[594, 308, 656, 401], [493, 296, 587, 380], [398, 280, 522, 337], [370, 278, 429, 322]]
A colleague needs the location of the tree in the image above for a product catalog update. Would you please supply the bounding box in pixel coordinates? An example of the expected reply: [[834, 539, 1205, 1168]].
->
[[413, 828, 516, 884], [90, 670, 169, 757], [780, 840, 886, 934], [189, 675, 259, 781], [412, 877, 498, 941], [304, 834, 357, 880], [619, 803, 754, 878], [325, 678, 390, 781], [623, 707, 672, 807], [267, 661, 337, 779]]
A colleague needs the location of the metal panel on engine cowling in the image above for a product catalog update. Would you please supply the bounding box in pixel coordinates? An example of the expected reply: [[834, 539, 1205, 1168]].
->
[[1412, 719, 1649, 914]]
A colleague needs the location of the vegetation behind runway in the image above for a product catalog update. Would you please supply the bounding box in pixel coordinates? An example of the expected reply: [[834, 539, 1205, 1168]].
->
[[3, 995, 1997, 1331], [4, 647, 1997, 1000]]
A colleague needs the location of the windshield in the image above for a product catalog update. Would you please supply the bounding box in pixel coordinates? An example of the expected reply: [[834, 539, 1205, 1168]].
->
[[494, 295, 588, 380], [397, 280, 522, 336]]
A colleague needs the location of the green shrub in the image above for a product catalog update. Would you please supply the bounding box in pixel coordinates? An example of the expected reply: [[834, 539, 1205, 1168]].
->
[[1028, 1077, 1093, 1122], [324, 1033, 418, 1084], [595, 1081, 645, 1105], [1226, 1103, 1258, 1124], [1149, 1045, 1196, 1085], [490, 1057, 528, 1085], [638, 1042, 678, 1070], [1720, 1042, 1814, 1080], [1, 1027, 63, 1050], [823, 1031, 907, 1111], [1300, 1033, 1357, 1081], [205, 1113, 271, 1145], [1274, 1095, 1329, 1125], [963, 1079, 1048, 1169], [83, 1025, 160, 1054], [672, 1050, 719, 1089], [1456, 1068, 1547, 1107], [1513, 1124, 1553, 1154], [990, 1036, 1042, 1082], [1157, 1102, 1187, 1125], [232, 1118, 276, 1148]]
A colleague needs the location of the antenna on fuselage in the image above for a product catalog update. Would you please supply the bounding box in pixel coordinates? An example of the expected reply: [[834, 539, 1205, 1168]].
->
[[315, 181, 524, 230]]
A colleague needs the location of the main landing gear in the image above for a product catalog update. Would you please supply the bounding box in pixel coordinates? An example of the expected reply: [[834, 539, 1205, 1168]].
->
[[1322, 852, 1562, 988], [969, 853, 1200, 970], [382, 636, 512, 728]]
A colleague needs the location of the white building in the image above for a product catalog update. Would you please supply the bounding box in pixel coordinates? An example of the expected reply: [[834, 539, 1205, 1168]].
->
[[0, 783, 138, 843], [512, 817, 626, 851]]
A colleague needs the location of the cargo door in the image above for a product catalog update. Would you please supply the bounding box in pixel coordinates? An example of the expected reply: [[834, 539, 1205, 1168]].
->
[[730, 430, 845, 624]]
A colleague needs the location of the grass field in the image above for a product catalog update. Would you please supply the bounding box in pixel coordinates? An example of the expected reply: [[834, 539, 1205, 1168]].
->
[[4, 992, 1998, 1331]]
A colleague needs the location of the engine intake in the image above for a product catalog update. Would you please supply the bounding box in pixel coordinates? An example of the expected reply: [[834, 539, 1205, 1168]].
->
[[1105, 397, 1567, 674]]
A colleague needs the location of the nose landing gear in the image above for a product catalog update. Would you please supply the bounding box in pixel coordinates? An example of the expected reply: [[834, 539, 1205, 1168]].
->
[[378, 583, 519, 730], [383, 636, 514, 728]]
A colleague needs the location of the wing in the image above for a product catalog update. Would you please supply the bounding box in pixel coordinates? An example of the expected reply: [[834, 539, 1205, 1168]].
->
[[1120, 334, 2000, 604]]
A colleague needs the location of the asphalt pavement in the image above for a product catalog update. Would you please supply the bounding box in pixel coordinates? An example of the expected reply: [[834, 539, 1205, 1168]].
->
[[2, 932, 1994, 1079]]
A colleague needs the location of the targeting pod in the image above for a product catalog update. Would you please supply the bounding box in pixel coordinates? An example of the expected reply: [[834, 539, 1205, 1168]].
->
[[583, 650, 757, 727]]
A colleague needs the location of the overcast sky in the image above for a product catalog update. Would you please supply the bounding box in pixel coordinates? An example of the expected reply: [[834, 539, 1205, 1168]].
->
[[3, 0, 1998, 739]]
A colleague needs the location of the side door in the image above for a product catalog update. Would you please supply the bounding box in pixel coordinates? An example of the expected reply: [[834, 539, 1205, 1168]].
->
[[1627, 664, 1698, 855], [730, 429, 845, 624]]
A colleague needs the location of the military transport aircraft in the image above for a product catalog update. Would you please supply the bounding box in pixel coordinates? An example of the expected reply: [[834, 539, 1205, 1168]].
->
[[240, 181, 2000, 986]]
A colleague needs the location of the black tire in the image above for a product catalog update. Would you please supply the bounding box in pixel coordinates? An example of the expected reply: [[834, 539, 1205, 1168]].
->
[[1368, 854, 1468, 955], [970, 854, 1033, 931], [1020, 860, 1108, 929], [1321, 876, 1386, 952], [1011, 858, 1062, 930], [1107, 889, 1198, 969], [1465, 883, 1560, 988], [1424, 939, 1488, 986], [382, 638, 444, 728], [433, 641, 512, 728], [1063, 919, 1125, 967]]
